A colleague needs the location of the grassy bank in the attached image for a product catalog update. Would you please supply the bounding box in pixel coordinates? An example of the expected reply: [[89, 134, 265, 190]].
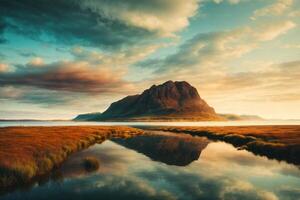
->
[[156, 126, 300, 165], [0, 126, 143, 188]]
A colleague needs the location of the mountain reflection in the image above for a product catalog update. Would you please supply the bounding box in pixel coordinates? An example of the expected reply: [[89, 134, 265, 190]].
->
[[112, 132, 210, 166], [2, 135, 300, 200]]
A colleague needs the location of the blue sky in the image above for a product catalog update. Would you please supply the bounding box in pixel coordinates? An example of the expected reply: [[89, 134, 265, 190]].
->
[[0, 0, 299, 119]]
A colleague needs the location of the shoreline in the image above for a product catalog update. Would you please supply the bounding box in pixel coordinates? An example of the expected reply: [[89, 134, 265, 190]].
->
[[1, 125, 300, 191], [1, 120, 300, 128], [154, 125, 300, 166], [0, 126, 143, 189]]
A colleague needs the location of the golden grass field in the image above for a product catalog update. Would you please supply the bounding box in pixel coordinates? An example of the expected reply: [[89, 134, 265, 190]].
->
[[159, 126, 300, 144], [156, 125, 300, 165], [0, 126, 143, 188], [1, 125, 300, 190]]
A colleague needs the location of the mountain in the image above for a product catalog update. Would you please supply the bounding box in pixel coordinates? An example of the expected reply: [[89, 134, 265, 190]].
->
[[75, 80, 223, 121], [74, 112, 102, 121]]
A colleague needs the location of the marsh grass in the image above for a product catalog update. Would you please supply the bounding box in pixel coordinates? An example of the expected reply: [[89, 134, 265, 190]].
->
[[0, 126, 143, 188], [158, 125, 300, 165]]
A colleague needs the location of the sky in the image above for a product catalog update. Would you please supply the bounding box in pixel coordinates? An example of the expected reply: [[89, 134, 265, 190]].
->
[[0, 0, 299, 120]]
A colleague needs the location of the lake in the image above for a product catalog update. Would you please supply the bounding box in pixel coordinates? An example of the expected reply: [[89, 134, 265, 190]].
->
[[1, 131, 299, 200]]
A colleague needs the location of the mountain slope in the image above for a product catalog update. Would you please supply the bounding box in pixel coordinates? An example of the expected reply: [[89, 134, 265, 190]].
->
[[77, 80, 223, 121], [74, 112, 102, 121]]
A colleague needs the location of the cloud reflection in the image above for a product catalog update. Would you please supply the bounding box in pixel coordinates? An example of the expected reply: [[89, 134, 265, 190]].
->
[[2, 136, 300, 200]]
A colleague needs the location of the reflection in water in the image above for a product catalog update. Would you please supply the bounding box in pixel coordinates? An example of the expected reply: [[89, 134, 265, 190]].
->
[[1, 132, 300, 200], [112, 132, 209, 166]]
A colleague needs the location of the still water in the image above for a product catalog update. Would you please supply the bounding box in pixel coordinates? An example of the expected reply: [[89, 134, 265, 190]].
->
[[1, 131, 299, 200], [1, 120, 300, 127]]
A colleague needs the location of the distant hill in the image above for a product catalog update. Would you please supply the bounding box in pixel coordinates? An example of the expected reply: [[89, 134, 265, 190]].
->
[[75, 80, 224, 121], [73, 112, 102, 121], [220, 114, 264, 121]]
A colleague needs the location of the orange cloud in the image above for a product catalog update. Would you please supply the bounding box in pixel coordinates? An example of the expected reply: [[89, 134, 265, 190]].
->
[[0, 60, 132, 93]]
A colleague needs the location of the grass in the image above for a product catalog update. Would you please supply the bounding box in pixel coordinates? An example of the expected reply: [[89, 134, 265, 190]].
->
[[0, 126, 143, 188], [155, 125, 300, 165]]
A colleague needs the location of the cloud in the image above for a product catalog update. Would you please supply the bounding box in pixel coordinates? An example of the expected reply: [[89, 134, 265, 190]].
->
[[0, 86, 24, 99], [278, 187, 300, 200], [71, 44, 164, 66], [0, 86, 76, 107], [0, 0, 148, 49], [139, 167, 279, 200], [288, 10, 300, 17], [283, 44, 300, 49], [138, 58, 300, 107], [138, 20, 296, 73], [138, 29, 253, 72], [0, 60, 132, 93], [251, 0, 293, 20], [211, 0, 244, 4], [1, 88, 78, 107], [79, 0, 199, 37], [0, 63, 8, 72], [254, 20, 296, 41], [28, 57, 44, 67], [0, 42, 163, 107], [197, 60, 300, 101], [0, 0, 199, 49]]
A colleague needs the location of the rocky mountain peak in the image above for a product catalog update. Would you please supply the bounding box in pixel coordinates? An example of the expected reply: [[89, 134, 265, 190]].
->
[[96, 80, 221, 120]]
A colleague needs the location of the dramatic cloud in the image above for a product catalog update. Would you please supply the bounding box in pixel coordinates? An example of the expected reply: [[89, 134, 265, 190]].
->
[[138, 20, 296, 73], [252, 0, 294, 20], [138, 29, 253, 72], [0, 60, 132, 93], [0, 86, 76, 106], [0, 0, 199, 49], [0, 0, 142, 49], [192, 60, 300, 103], [212, 60, 299, 88], [79, 0, 199, 37], [0, 0, 299, 119]]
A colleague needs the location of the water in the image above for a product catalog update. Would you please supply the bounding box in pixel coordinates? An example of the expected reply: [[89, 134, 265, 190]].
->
[[1, 120, 300, 127], [1, 131, 300, 200]]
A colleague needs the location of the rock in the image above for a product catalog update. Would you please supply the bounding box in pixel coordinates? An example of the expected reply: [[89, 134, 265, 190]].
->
[[83, 156, 100, 172], [75, 80, 223, 121]]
